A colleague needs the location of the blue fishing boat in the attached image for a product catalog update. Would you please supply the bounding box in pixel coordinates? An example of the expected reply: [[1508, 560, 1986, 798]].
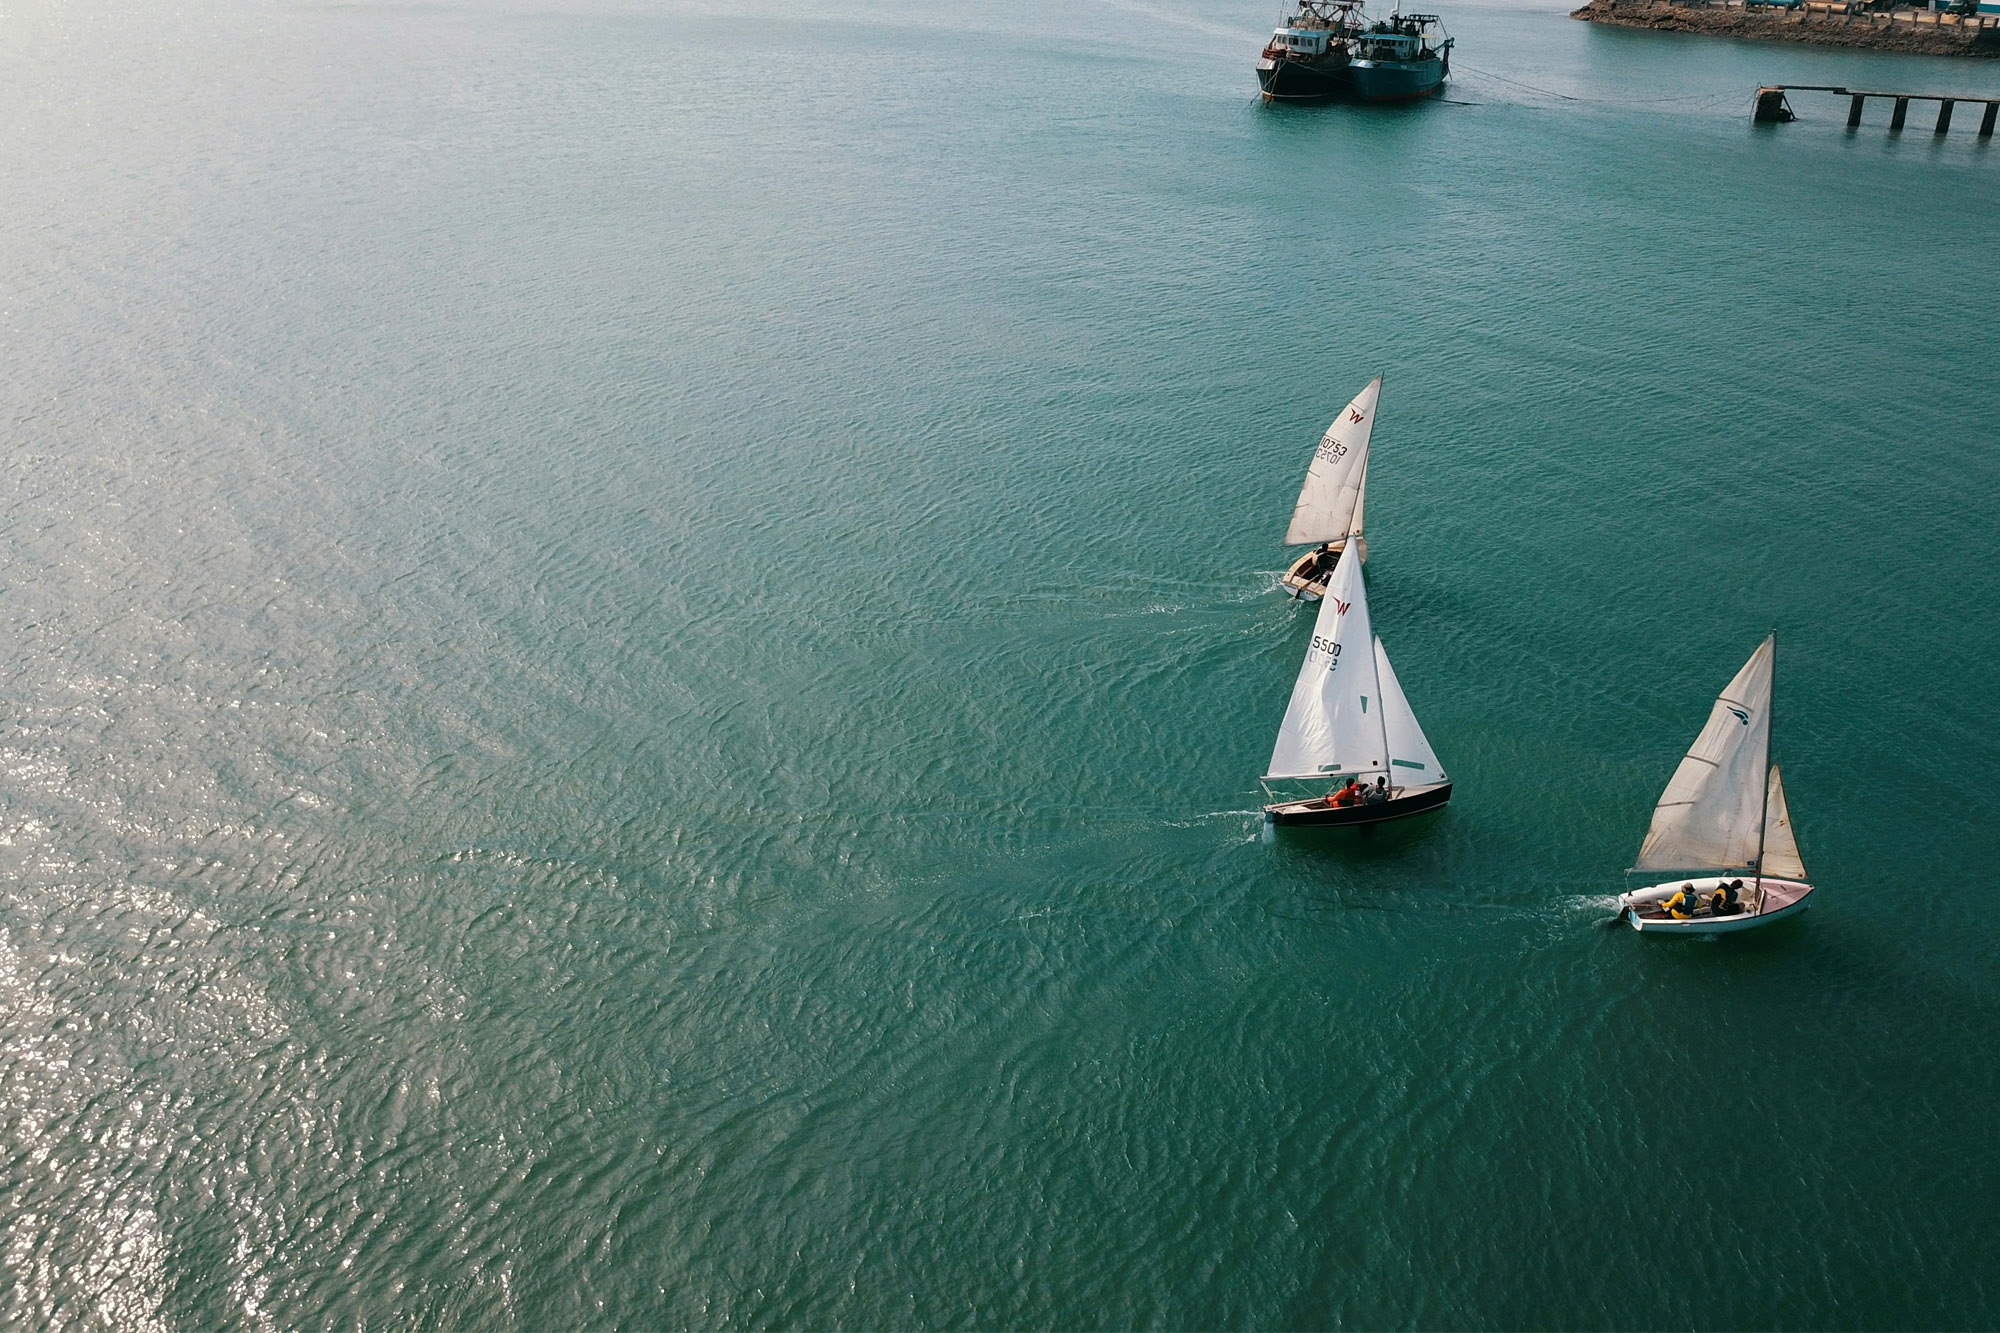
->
[[1347, 13, 1452, 103]]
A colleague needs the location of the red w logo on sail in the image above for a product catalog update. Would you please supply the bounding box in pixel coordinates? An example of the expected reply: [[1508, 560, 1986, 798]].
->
[[1331, 598, 1350, 614], [1348, 408, 1364, 424]]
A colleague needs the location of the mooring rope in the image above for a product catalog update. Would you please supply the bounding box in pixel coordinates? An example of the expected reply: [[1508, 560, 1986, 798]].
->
[[1452, 62, 1742, 107], [1450, 61, 1588, 100]]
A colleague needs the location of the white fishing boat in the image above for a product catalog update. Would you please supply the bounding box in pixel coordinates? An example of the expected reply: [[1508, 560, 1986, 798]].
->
[[1279, 374, 1379, 600], [1262, 526, 1450, 827], [1617, 634, 1814, 933]]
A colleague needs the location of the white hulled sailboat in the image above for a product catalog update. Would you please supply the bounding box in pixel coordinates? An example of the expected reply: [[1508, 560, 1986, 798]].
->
[[1280, 375, 1379, 600], [1617, 634, 1814, 933], [1262, 526, 1451, 827]]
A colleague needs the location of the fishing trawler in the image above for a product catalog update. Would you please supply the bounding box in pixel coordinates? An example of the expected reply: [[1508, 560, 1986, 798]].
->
[[1257, 0, 1366, 102], [1280, 375, 1377, 600], [1261, 530, 1451, 827], [1348, 13, 1452, 103], [1257, 4, 1452, 103]]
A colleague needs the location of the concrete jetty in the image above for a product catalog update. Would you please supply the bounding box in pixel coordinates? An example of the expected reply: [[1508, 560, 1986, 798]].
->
[[1755, 82, 2000, 132]]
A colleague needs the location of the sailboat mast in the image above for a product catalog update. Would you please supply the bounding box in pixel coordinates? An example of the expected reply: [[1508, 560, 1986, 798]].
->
[[1359, 532, 1393, 788], [1375, 664, 1393, 787], [1752, 632, 1773, 914], [1373, 660, 1393, 789]]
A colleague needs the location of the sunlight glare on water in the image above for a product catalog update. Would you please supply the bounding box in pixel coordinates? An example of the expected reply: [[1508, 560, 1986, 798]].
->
[[1, 0, 1997, 1324]]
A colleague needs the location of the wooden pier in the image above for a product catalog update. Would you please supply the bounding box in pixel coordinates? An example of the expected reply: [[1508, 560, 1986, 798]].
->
[[1755, 84, 2000, 134]]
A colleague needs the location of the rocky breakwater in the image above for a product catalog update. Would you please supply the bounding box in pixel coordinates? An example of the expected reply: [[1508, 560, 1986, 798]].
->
[[1571, 0, 2000, 55]]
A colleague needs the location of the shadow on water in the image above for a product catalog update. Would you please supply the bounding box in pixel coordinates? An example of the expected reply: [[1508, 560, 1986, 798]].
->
[[1249, 91, 1457, 148], [1265, 806, 1451, 863]]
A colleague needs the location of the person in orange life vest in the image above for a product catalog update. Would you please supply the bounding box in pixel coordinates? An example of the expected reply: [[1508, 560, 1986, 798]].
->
[[1328, 777, 1363, 807]]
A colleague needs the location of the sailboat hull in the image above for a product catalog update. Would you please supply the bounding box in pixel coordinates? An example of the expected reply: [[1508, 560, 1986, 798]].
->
[[1619, 876, 1813, 933], [1280, 538, 1365, 601], [1264, 781, 1450, 827]]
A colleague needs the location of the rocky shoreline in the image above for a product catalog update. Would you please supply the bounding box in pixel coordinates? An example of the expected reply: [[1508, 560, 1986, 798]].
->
[[1570, 0, 2000, 56]]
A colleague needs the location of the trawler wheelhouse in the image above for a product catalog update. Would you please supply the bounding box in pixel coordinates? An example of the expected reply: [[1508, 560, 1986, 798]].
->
[[1265, 23, 1335, 56], [1353, 30, 1423, 60]]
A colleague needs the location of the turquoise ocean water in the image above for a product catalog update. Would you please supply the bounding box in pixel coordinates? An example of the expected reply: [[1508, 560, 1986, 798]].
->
[[3, 0, 1999, 1325]]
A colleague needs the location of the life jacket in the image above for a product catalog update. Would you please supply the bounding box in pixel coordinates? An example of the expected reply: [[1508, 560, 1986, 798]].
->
[[1666, 889, 1695, 919], [1332, 785, 1361, 806]]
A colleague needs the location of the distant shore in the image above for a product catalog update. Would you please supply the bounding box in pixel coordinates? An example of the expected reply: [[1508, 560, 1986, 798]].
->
[[1570, 0, 2000, 55]]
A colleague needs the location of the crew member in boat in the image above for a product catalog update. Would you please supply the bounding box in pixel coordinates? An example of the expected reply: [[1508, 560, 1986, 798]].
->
[[1663, 883, 1700, 919], [1364, 777, 1389, 805], [1708, 880, 1743, 915], [1328, 777, 1364, 807], [1309, 544, 1340, 584]]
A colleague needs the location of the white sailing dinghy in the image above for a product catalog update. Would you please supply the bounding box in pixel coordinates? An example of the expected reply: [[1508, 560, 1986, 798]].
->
[[1280, 374, 1379, 600], [1617, 634, 1814, 933], [1262, 527, 1451, 827]]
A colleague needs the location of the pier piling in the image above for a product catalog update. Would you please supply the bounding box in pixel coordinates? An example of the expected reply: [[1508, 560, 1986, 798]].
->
[[1753, 87, 1796, 122], [1751, 84, 2000, 140]]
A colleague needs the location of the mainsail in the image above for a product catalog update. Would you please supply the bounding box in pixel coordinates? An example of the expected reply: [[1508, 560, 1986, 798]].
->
[[1265, 534, 1389, 782], [1374, 636, 1446, 786], [1285, 375, 1380, 552], [1633, 635, 1776, 873]]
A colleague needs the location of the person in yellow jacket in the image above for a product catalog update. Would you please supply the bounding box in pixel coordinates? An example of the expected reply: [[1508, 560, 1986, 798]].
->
[[1663, 883, 1700, 919]]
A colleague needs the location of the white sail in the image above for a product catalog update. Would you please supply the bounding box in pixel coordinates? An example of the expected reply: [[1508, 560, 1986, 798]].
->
[[1284, 375, 1380, 550], [1374, 636, 1445, 787], [1265, 539, 1389, 781], [1633, 635, 1775, 873], [1760, 764, 1807, 880]]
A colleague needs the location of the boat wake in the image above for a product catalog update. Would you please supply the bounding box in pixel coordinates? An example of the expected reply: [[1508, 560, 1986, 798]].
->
[[1159, 808, 1269, 840]]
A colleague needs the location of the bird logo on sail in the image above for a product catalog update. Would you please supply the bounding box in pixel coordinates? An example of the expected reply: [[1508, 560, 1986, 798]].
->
[[1727, 706, 1750, 725]]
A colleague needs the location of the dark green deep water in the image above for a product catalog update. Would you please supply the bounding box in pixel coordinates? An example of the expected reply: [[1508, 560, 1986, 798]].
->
[[4, 0, 2000, 1326]]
